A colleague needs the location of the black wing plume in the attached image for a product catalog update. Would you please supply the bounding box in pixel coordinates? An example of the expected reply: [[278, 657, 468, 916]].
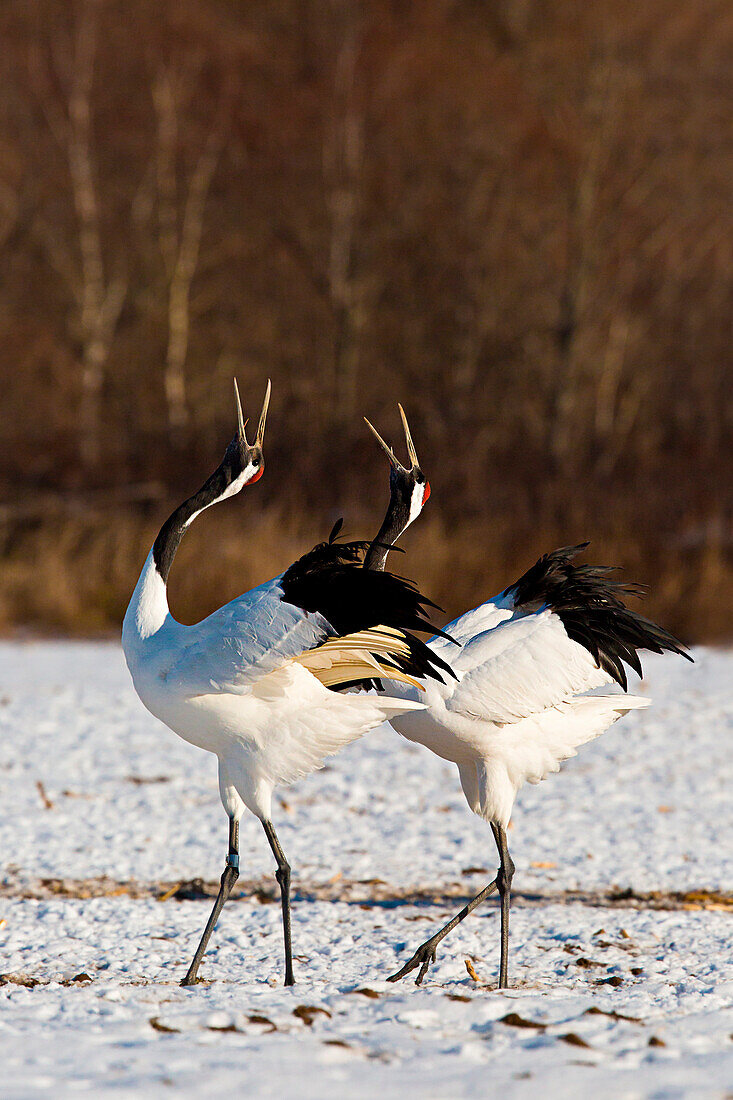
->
[[507, 544, 692, 690], [281, 528, 455, 690]]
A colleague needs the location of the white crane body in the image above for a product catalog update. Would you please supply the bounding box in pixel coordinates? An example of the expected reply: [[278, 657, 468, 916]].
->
[[123, 557, 420, 821], [386, 602, 650, 829], [121, 383, 448, 986], [361, 406, 689, 988]]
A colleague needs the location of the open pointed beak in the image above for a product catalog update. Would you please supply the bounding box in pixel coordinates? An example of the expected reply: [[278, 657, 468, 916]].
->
[[364, 404, 422, 473], [234, 378, 271, 447], [363, 416, 402, 469], [234, 379, 248, 444], [397, 403, 420, 470], [256, 379, 271, 446]]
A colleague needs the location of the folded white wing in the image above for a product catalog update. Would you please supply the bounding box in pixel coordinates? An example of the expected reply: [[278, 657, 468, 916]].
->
[[442, 608, 611, 724], [161, 578, 425, 698], [442, 593, 515, 646], [162, 575, 335, 695]]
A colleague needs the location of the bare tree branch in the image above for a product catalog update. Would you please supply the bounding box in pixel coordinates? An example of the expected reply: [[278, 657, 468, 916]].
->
[[151, 63, 228, 429], [550, 49, 626, 463], [323, 0, 365, 426], [30, 0, 127, 468]]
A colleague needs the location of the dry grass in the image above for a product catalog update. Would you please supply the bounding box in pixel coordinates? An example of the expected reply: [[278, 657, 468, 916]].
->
[[1, 498, 729, 643]]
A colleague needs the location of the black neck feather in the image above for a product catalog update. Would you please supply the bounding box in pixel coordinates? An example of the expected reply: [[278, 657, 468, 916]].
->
[[153, 468, 228, 584], [364, 499, 410, 572]]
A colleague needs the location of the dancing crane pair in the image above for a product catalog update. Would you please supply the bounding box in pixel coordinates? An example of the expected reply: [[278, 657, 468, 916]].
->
[[122, 381, 690, 990]]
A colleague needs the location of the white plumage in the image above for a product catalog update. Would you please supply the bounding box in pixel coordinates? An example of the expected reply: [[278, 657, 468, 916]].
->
[[382, 559, 684, 987], [387, 599, 650, 830], [121, 382, 443, 988], [360, 404, 689, 988], [123, 558, 422, 821]]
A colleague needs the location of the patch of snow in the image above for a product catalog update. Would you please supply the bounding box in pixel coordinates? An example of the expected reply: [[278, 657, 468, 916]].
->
[[0, 642, 731, 1097]]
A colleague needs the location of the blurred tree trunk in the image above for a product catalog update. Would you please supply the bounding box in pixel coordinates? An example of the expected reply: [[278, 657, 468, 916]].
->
[[550, 52, 620, 466], [324, 1, 365, 428], [0, 148, 20, 253], [152, 64, 227, 432], [30, 0, 126, 470]]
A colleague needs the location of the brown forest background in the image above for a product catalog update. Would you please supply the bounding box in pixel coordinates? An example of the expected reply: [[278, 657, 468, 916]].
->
[[0, 0, 731, 639]]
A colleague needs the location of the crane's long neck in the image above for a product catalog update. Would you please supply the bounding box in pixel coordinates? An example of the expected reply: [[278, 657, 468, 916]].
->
[[364, 496, 410, 572], [153, 487, 217, 585], [124, 465, 237, 643]]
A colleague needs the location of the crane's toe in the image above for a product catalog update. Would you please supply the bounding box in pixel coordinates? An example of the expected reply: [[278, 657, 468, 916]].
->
[[387, 940, 439, 984]]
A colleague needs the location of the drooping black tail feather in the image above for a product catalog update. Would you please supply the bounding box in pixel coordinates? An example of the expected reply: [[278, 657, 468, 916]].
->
[[507, 544, 692, 690], [280, 528, 456, 690]]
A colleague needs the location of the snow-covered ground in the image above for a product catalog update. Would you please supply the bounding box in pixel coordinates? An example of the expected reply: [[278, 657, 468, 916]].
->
[[0, 642, 731, 1098]]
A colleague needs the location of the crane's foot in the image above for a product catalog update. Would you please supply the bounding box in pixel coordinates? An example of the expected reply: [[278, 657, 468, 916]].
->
[[387, 938, 440, 985]]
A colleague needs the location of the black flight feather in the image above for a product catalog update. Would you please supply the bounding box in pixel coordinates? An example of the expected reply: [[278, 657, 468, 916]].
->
[[280, 528, 456, 691], [506, 544, 692, 690]]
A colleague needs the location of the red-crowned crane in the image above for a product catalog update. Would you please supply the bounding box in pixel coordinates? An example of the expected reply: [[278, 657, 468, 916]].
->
[[122, 384, 450, 987], [362, 408, 691, 988]]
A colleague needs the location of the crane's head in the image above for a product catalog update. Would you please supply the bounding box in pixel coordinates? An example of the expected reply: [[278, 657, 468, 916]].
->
[[217, 378, 270, 500], [151, 379, 271, 584], [364, 404, 431, 532]]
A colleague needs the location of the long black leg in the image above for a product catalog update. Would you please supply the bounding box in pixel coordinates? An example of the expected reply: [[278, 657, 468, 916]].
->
[[262, 819, 294, 986], [181, 816, 239, 987], [491, 821, 515, 989], [387, 875, 499, 985]]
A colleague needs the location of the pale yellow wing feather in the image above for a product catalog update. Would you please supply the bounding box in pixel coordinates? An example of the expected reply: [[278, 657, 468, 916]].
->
[[291, 626, 424, 691]]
